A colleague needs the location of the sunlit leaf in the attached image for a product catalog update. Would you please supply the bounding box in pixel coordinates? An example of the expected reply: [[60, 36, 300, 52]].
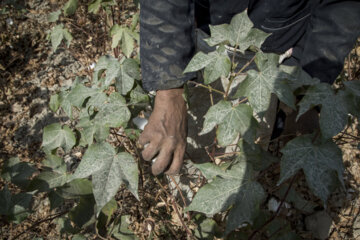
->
[[42, 123, 76, 152], [235, 52, 295, 116], [72, 142, 138, 213]]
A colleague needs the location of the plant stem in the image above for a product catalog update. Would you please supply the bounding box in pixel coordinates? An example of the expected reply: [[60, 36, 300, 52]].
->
[[169, 175, 191, 221], [154, 177, 193, 238], [188, 80, 225, 96], [235, 54, 256, 76]]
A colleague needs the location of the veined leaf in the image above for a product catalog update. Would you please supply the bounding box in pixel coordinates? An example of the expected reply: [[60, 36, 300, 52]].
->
[[72, 142, 139, 213], [1, 157, 36, 189], [94, 92, 131, 128], [63, 0, 78, 16], [0, 186, 32, 223], [184, 46, 230, 84], [186, 161, 265, 233], [205, 11, 270, 53], [200, 100, 256, 146], [297, 83, 348, 139], [110, 25, 138, 57], [278, 134, 344, 204], [42, 123, 76, 152], [48, 10, 61, 22], [88, 0, 102, 14], [235, 52, 295, 116], [279, 65, 319, 91], [50, 24, 73, 51], [93, 55, 139, 94]]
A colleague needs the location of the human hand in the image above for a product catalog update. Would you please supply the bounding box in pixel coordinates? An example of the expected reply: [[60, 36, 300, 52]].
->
[[139, 88, 187, 175]]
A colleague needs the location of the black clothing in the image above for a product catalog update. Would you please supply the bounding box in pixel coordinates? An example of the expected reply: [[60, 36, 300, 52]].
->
[[140, 0, 360, 92]]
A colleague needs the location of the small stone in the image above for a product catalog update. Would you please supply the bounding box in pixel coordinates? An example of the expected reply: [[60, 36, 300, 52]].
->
[[305, 211, 333, 240]]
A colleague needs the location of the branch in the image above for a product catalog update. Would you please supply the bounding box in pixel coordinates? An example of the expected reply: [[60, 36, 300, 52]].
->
[[188, 81, 225, 96]]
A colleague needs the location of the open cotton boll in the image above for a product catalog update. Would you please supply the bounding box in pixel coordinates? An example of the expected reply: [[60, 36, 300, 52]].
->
[[132, 117, 148, 130]]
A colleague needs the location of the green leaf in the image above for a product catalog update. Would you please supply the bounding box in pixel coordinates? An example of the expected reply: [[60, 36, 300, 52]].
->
[[50, 24, 73, 51], [279, 65, 319, 91], [115, 58, 139, 95], [278, 135, 344, 204], [0, 186, 32, 223], [110, 25, 137, 57], [29, 171, 69, 192], [66, 84, 101, 108], [72, 142, 139, 212], [183, 51, 218, 73], [204, 11, 269, 53], [200, 100, 256, 146], [42, 154, 67, 174], [0, 186, 11, 215], [203, 47, 231, 84], [200, 100, 232, 135], [94, 55, 121, 85], [186, 161, 265, 233], [42, 123, 76, 152], [88, 0, 102, 14], [48, 10, 61, 22], [49, 94, 60, 112], [193, 214, 220, 239], [297, 83, 348, 139], [56, 179, 93, 199], [48, 191, 64, 210], [77, 116, 109, 146], [63, 0, 78, 16], [69, 196, 96, 228], [184, 47, 231, 84], [93, 55, 139, 94], [204, 24, 231, 47], [217, 104, 255, 146], [59, 91, 73, 118], [94, 92, 131, 128], [129, 85, 149, 104], [1, 157, 36, 189], [97, 198, 118, 236], [235, 52, 295, 116], [112, 215, 138, 240], [226, 181, 264, 233]]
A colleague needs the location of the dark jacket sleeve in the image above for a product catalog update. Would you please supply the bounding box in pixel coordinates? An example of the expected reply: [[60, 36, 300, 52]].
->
[[140, 0, 196, 92], [299, 0, 360, 84]]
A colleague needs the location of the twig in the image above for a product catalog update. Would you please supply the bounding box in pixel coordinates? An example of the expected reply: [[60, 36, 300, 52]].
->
[[154, 177, 193, 238], [248, 174, 297, 239], [169, 175, 191, 221], [235, 54, 256, 76], [171, 198, 193, 239], [233, 97, 248, 107], [188, 81, 225, 96], [12, 210, 68, 240]]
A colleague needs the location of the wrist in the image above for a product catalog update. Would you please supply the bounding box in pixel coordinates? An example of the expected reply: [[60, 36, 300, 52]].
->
[[156, 88, 184, 100]]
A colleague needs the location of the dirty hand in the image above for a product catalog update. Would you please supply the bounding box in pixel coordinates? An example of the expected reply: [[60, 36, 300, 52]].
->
[[139, 88, 187, 175]]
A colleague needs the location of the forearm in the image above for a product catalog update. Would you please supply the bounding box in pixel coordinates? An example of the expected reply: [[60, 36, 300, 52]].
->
[[140, 0, 196, 91]]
